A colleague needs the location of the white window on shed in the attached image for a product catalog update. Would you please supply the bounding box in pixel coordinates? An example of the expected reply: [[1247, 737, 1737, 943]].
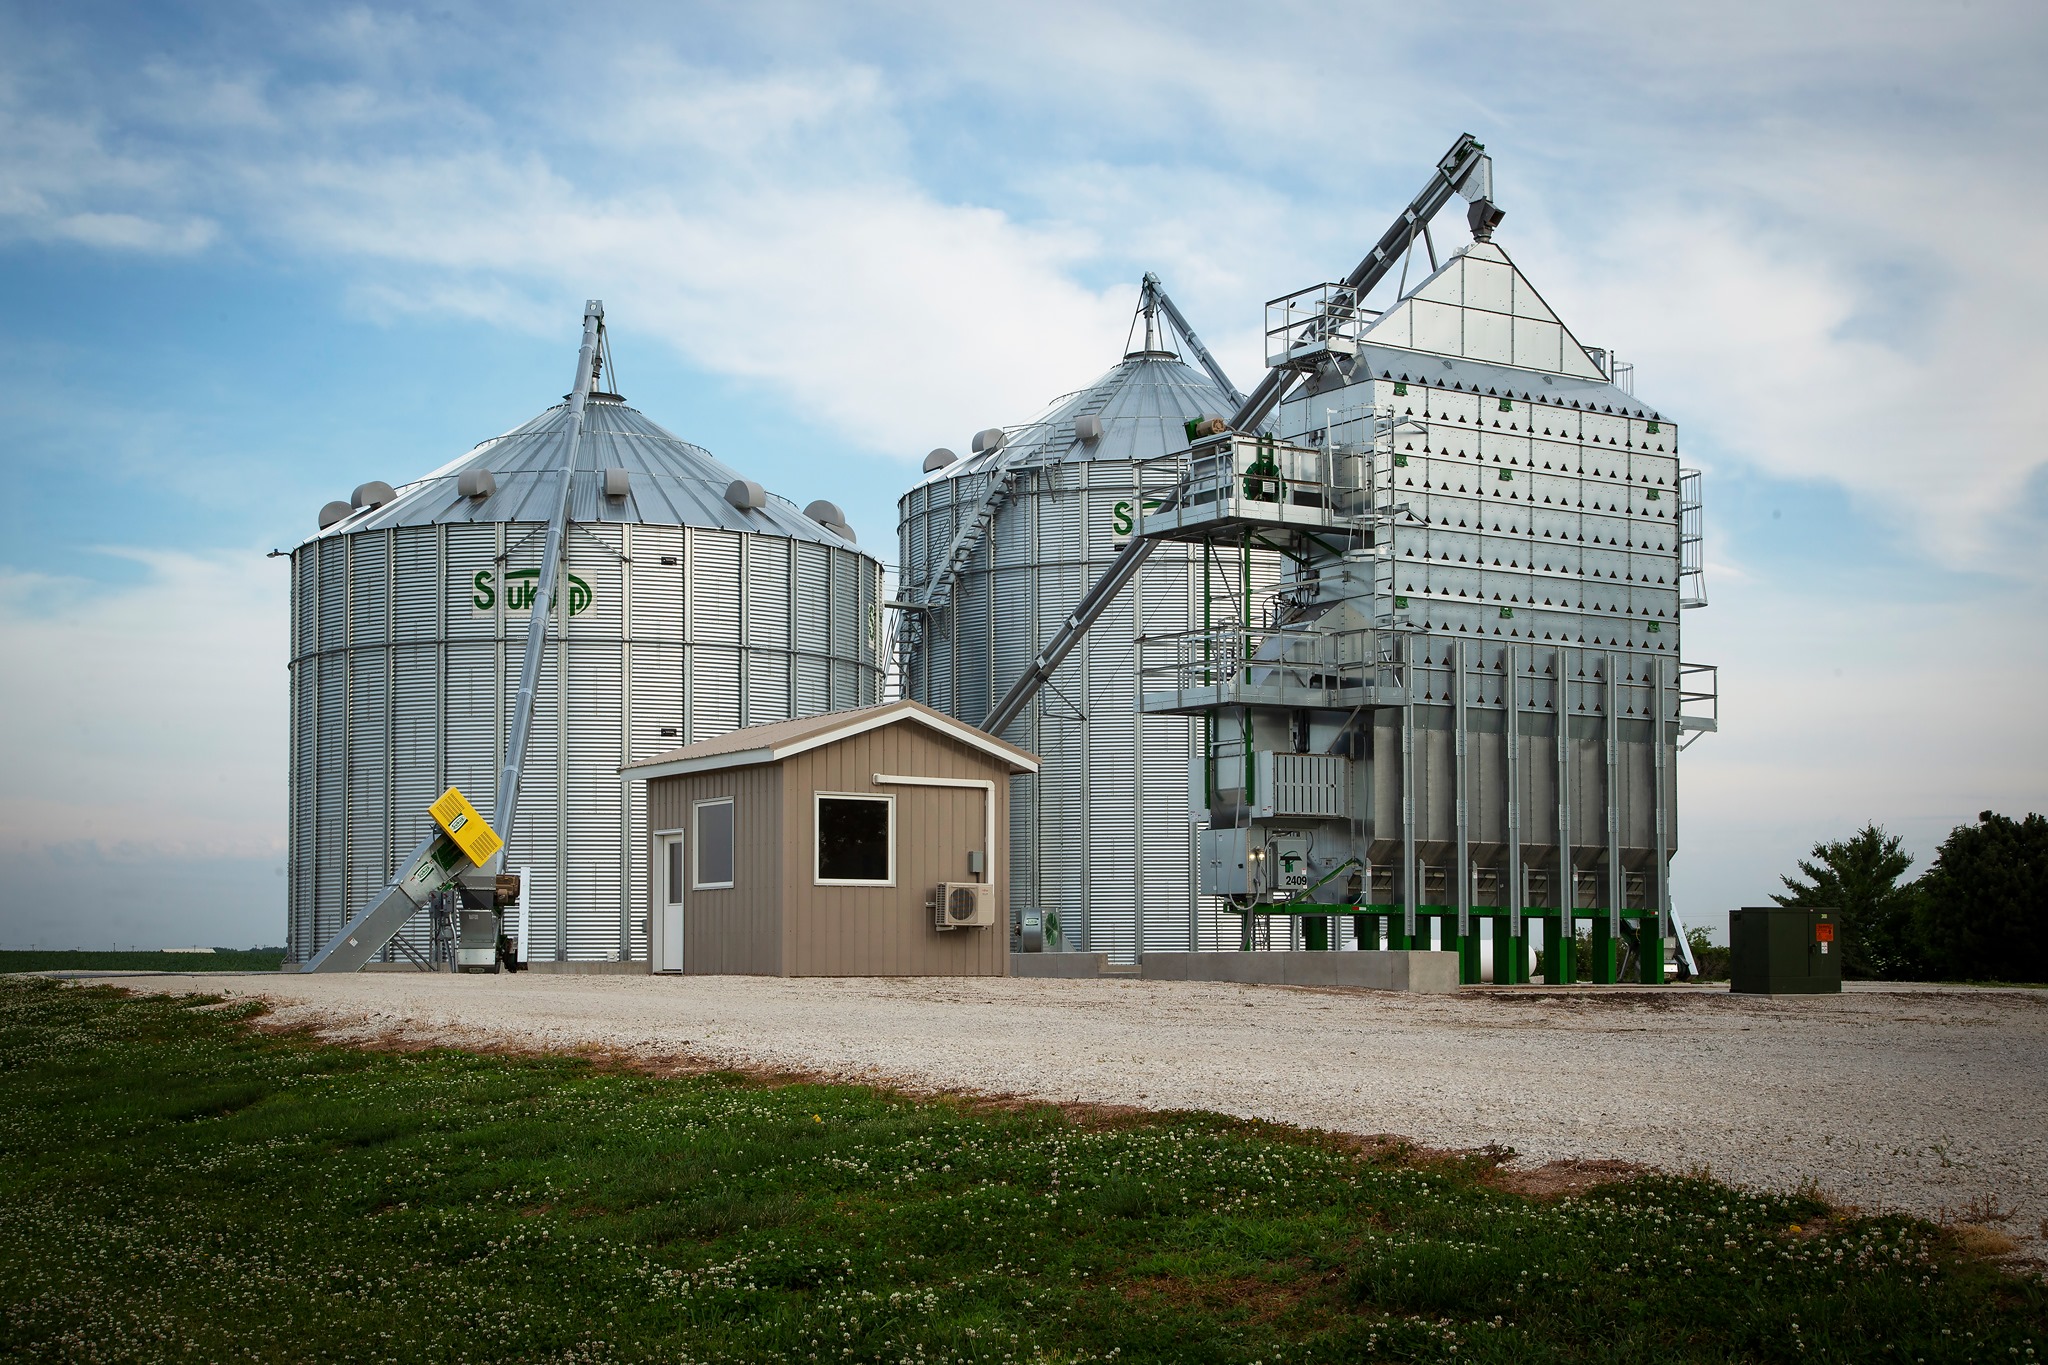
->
[[815, 793, 893, 886], [694, 798, 735, 889]]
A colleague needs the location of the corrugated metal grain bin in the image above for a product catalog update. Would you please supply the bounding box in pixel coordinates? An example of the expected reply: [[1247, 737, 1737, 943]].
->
[[897, 302, 1279, 962], [288, 369, 886, 968]]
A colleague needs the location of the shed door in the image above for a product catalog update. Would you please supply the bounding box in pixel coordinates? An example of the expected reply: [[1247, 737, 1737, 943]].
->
[[658, 834, 685, 973]]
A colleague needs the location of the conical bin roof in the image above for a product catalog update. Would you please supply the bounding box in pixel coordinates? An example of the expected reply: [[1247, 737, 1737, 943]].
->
[[307, 393, 852, 547]]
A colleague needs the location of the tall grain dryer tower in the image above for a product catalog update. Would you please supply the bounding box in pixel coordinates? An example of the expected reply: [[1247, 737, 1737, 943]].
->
[[288, 313, 884, 967], [896, 279, 1276, 960], [992, 136, 1719, 982]]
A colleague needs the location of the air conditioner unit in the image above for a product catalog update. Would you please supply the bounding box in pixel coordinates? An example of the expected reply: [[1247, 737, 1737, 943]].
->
[[932, 882, 996, 930]]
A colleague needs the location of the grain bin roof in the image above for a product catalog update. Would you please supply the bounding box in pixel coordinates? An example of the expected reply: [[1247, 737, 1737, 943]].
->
[[620, 700, 1040, 780], [305, 394, 853, 548], [914, 350, 1241, 489]]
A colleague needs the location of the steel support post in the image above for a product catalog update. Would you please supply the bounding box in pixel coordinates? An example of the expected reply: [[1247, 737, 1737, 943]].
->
[[1555, 645, 1577, 984], [1505, 644, 1524, 983], [1648, 653, 1672, 984], [1453, 642, 1474, 982], [1400, 694, 1417, 948], [1599, 651, 1622, 984], [1304, 916, 1331, 951]]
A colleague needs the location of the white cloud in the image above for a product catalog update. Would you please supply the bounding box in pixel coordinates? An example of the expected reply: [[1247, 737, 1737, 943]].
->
[[53, 210, 218, 253], [1670, 570, 2048, 930], [0, 550, 286, 864], [228, 128, 1138, 454]]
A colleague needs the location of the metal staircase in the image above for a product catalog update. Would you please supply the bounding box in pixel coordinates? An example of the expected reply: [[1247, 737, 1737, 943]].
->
[[894, 273, 1256, 701], [933, 391, 1113, 614]]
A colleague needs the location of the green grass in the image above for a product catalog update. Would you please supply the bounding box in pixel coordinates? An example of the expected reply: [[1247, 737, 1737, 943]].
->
[[0, 948, 286, 973], [0, 979, 2039, 1363]]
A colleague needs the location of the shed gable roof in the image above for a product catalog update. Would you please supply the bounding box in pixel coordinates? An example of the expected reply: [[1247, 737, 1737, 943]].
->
[[619, 700, 1039, 780]]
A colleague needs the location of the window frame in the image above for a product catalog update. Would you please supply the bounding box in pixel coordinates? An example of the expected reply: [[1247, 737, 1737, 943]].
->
[[691, 797, 736, 891], [812, 791, 896, 887]]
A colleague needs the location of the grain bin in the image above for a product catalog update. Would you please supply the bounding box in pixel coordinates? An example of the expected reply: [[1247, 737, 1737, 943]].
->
[[896, 280, 1277, 961], [287, 326, 885, 967]]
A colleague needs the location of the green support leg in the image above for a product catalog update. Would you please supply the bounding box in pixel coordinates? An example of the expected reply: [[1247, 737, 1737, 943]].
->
[[1352, 914, 1379, 951], [1239, 913, 1253, 952], [1641, 914, 1666, 984], [1590, 916, 1619, 984], [1499, 922, 1528, 984], [1545, 915, 1577, 985], [1304, 916, 1330, 951], [1458, 928, 1482, 985]]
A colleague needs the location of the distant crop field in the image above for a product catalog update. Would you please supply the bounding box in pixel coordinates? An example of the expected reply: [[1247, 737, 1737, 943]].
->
[[0, 948, 284, 973], [0, 978, 2039, 1363]]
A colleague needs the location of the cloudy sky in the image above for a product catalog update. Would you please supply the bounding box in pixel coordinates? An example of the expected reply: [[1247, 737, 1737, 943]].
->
[[1, 0, 2043, 949]]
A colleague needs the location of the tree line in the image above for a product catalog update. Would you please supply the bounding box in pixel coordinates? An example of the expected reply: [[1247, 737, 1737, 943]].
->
[[1771, 810, 2047, 983]]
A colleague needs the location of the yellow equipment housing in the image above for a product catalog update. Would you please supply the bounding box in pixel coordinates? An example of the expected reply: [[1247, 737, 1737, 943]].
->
[[428, 786, 503, 867]]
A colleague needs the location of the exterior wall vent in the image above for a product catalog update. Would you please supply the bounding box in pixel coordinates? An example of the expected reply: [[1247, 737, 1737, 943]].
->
[[351, 481, 397, 510], [457, 468, 496, 500], [923, 448, 958, 473], [603, 467, 631, 499], [725, 479, 767, 511], [317, 500, 354, 530], [970, 428, 1007, 454]]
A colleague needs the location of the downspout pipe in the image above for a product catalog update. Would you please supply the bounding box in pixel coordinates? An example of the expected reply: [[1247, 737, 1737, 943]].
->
[[492, 299, 604, 863]]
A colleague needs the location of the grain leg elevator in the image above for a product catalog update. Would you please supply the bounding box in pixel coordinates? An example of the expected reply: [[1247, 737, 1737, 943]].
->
[[981, 136, 1718, 983]]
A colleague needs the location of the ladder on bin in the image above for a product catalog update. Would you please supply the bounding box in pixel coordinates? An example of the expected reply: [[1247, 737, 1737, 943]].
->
[[893, 387, 1116, 691]]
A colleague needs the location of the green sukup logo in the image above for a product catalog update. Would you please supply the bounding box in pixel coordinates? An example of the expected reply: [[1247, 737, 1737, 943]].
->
[[472, 568, 593, 616], [1110, 499, 1162, 537]]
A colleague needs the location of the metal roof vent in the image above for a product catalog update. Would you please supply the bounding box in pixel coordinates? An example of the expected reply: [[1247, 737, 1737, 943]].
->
[[724, 479, 767, 511], [317, 500, 355, 530], [351, 480, 397, 510], [603, 467, 631, 499], [923, 448, 958, 473], [805, 500, 856, 542], [1072, 414, 1103, 444], [457, 468, 496, 500], [970, 428, 1007, 454]]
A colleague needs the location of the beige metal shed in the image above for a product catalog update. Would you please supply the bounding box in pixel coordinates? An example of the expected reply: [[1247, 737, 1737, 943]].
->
[[621, 701, 1039, 976]]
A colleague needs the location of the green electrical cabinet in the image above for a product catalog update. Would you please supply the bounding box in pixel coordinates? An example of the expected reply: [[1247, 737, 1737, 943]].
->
[[1729, 907, 1842, 995]]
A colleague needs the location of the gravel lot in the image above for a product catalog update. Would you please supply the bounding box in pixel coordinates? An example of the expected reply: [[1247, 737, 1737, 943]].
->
[[124, 972, 2047, 1246]]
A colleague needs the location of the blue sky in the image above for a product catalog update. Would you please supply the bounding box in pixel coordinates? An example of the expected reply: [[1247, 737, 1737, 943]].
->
[[2, 0, 2044, 948]]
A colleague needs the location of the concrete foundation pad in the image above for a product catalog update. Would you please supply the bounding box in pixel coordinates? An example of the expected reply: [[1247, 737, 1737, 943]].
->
[[1139, 950, 1459, 992], [1009, 953, 1112, 979]]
